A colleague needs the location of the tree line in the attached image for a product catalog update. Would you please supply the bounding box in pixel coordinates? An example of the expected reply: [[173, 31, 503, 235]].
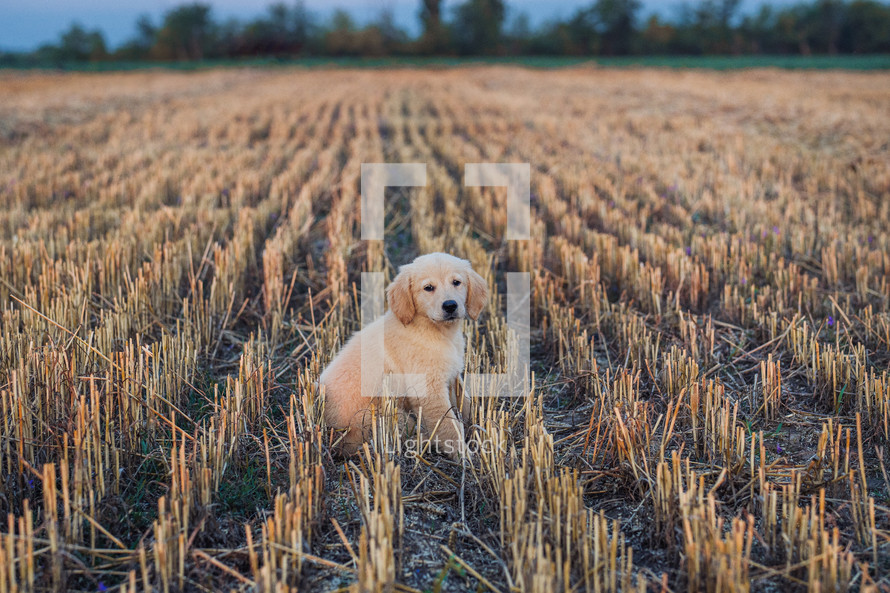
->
[[5, 0, 890, 65]]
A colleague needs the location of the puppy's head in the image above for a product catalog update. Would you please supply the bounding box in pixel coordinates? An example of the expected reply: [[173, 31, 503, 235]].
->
[[387, 253, 488, 326]]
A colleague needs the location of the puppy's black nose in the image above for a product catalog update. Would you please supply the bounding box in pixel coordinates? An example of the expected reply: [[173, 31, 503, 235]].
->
[[442, 300, 458, 314]]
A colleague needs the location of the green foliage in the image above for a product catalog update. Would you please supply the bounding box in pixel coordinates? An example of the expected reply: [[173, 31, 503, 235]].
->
[[5, 53, 890, 73], [451, 0, 507, 55], [236, 3, 315, 56], [6, 0, 890, 65], [321, 9, 400, 56], [153, 3, 214, 60], [32, 22, 107, 63], [591, 0, 642, 55], [418, 0, 449, 54], [841, 0, 890, 52], [217, 458, 268, 519]]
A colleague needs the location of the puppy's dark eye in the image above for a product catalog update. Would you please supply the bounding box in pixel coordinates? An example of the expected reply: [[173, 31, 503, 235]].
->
[[424, 285, 435, 292], [452, 280, 461, 286]]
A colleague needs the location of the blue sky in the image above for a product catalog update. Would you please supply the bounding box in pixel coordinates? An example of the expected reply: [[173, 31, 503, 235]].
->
[[1, 0, 795, 52]]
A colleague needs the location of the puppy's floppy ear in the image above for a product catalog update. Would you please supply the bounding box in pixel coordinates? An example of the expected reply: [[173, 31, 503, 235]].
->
[[465, 266, 489, 321], [387, 266, 415, 325]]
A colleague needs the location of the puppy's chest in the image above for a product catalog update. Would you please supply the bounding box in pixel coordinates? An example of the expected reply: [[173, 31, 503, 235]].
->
[[386, 333, 464, 378]]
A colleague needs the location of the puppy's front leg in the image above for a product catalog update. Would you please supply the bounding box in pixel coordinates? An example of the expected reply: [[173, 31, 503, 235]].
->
[[414, 379, 466, 459]]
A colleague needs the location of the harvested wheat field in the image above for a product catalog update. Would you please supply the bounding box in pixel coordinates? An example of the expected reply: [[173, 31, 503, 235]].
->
[[1, 66, 890, 592]]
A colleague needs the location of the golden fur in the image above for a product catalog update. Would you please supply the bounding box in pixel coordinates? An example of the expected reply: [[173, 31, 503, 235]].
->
[[319, 253, 488, 458]]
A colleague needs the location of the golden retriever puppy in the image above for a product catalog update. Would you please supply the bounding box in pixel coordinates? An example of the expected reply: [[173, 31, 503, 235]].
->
[[319, 253, 488, 458]]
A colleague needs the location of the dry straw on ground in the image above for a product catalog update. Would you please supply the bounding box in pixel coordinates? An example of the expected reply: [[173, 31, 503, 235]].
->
[[0, 66, 889, 592]]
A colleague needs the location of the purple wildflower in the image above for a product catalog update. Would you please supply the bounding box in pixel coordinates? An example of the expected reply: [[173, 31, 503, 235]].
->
[[741, 277, 747, 285], [98, 583, 107, 592], [827, 316, 834, 327], [685, 246, 692, 256], [773, 226, 779, 235], [868, 236, 874, 244]]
